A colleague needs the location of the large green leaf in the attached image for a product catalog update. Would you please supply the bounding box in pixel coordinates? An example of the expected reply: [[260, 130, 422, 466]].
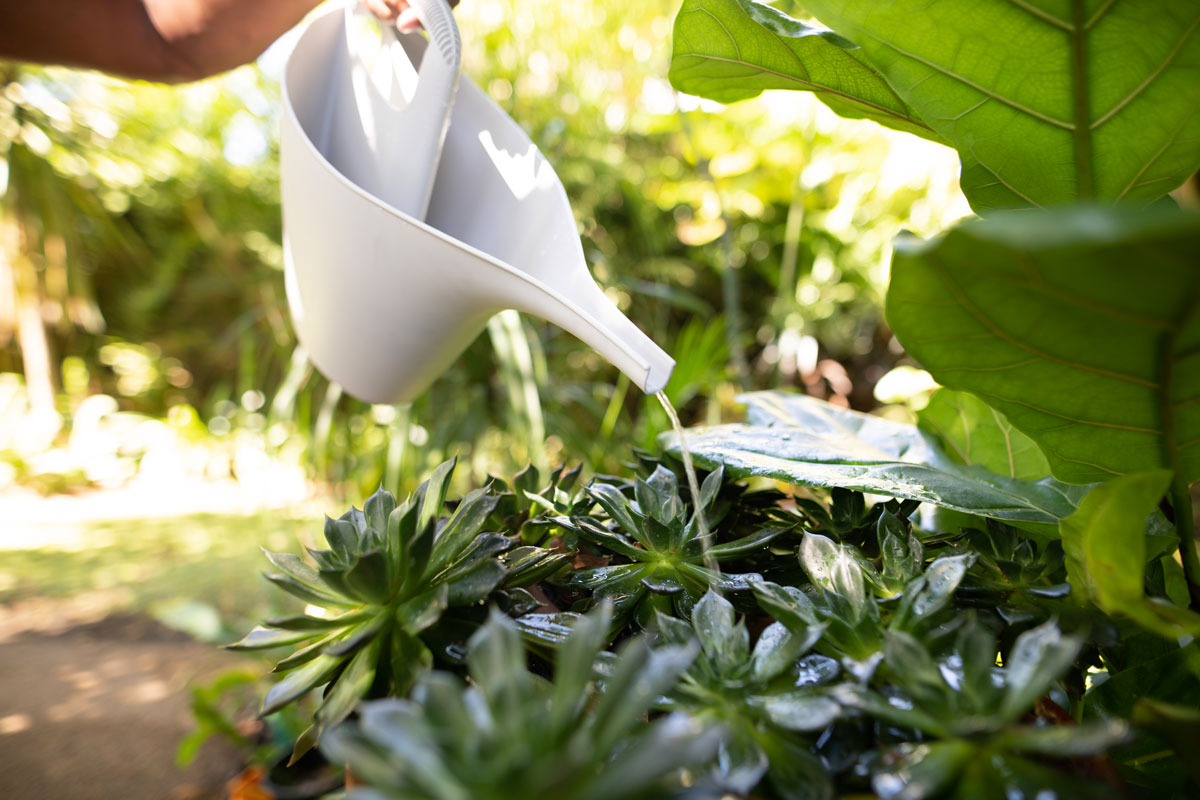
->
[[661, 391, 1088, 531], [668, 0, 943, 142], [887, 206, 1200, 486], [918, 389, 1051, 481], [1060, 471, 1200, 638], [672, 0, 1200, 209]]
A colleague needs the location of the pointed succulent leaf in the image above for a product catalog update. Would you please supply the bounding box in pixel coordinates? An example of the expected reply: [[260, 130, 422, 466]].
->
[[957, 618, 1001, 709], [364, 486, 397, 538], [801, 533, 866, 616], [260, 653, 342, 717], [715, 725, 770, 796], [568, 516, 645, 561], [263, 572, 353, 608], [707, 527, 786, 560], [412, 671, 476, 742], [390, 629, 433, 696], [386, 501, 413, 582], [878, 510, 919, 587], [1000, 621, 1082, 723], [324, 516, 359, 558], [995, 720, 1130, 757], [322, 612, 388, 657], [678, 563, 762, 592], [428, 489, 500, 575], [753, 580, 822, 629], [794, 654, 840, 688], [287, 723, 321, 768], [417, 457, 457, 532], [516, 612, 584, 648], [262, 549, 322, 586], [316, 636, 381, 727], [304, 546, 340, 572], [582, 711, 722, 800], [397, 583, 450, 635], [587, 638, 698, 755], [502, 545, 571, 587], [750, 621, 824, 684], [698, 464, 724, 513], [272, 630, 344, 672], [640, 515, 677, 552], [586, 483, 644, 541], [436, 533, 511, 580], [894, 553, 976, 630], [692, 590, 749, 673], [870, 738, 974, 800], [550, 603, 612, 734], [357, 700, 470, 800], [830, 683, 950, 738], [343, 550, 392, 604], [641, 573, 685, 594], [883, 631, 948, 702], [400, 517, 437, 592], [264, 611, 368, 632], [443, 558, 508, 606], [645, 465, 684, 524], [467, 610, 533, 722], [653, 610, 697, 647], [226, 625, 314, 651], [755, 691, 841, 732], [569, 563, 648, 591]]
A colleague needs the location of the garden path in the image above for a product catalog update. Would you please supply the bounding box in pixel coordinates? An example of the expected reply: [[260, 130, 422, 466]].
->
[[0, 609, 245, 800]]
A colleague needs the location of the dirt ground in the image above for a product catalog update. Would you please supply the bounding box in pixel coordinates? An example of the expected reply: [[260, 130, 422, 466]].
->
[[0, 609, 246, 800]]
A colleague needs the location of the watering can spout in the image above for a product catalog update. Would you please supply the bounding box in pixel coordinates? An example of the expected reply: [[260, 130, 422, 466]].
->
[[513, 278, 674, 395]]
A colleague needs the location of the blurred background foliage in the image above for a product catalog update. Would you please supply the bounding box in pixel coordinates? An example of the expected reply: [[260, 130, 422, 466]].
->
[[0, 0, 967, 506]]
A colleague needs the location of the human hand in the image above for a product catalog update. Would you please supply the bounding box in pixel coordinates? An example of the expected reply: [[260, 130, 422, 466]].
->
[[363, 0, 461, 33]]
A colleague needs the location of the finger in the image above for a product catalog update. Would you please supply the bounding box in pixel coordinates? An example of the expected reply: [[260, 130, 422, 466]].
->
[[395, 7, 422, 32], [364, 0, 399, 22]]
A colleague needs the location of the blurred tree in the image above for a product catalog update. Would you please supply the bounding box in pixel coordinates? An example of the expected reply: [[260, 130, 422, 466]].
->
[[0, 0, 967, 500]]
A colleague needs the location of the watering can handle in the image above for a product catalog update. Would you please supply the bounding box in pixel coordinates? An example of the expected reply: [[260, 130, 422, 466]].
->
[[397, 0, 462, 71], [356, 0, 461, 218]]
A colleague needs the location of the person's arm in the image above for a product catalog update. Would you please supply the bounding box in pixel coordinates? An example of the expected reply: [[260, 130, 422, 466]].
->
[[0, 0, 322, 83]]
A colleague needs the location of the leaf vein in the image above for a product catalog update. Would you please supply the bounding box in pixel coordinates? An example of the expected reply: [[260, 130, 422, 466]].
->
[[1004, 0, 1073, 31], [928, 255, 1161, 389], [851, 32, 1075, 129], [1091, 14, 1200, 130]]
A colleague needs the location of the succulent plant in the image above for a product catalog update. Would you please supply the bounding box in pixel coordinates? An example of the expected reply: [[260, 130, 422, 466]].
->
[[322, 605, 722, 800], [655, 590, 839, 800], [229, 458, 526, 758], [558, 464, 785, 626], [831, 618, 1129, 800]]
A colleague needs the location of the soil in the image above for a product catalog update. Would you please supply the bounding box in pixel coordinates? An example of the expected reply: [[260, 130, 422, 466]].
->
[[0, 610, 247, 800]]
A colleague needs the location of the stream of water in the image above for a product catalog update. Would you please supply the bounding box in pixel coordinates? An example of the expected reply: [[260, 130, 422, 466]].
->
[[656, 391, 719, 577]]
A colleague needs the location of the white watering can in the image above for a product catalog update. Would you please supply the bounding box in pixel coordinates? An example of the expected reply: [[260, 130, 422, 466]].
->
[[280, 0, 674, 405]]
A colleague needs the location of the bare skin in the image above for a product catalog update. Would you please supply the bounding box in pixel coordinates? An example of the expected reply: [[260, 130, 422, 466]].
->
[[0, 0, 454, 83]]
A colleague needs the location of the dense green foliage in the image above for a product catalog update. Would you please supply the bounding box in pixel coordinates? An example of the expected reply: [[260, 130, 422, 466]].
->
[[235, 406, 1198, 798]]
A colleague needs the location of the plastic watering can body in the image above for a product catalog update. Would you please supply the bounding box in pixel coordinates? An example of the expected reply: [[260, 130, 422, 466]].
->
[[281, 1, 674, 405]]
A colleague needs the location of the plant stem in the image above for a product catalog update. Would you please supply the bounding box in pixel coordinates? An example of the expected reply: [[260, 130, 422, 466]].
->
[[1171, 476, 1200, 611]]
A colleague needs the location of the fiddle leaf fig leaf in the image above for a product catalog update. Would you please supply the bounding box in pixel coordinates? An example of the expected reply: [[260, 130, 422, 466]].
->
[[1060, 471, 1200, 638], [918, 389, 1051, 481], [669, 0, 943, 143], [770, 0, 1200, 209], [888, 207, 1200, 485], [663, 391, 1088, 532]]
